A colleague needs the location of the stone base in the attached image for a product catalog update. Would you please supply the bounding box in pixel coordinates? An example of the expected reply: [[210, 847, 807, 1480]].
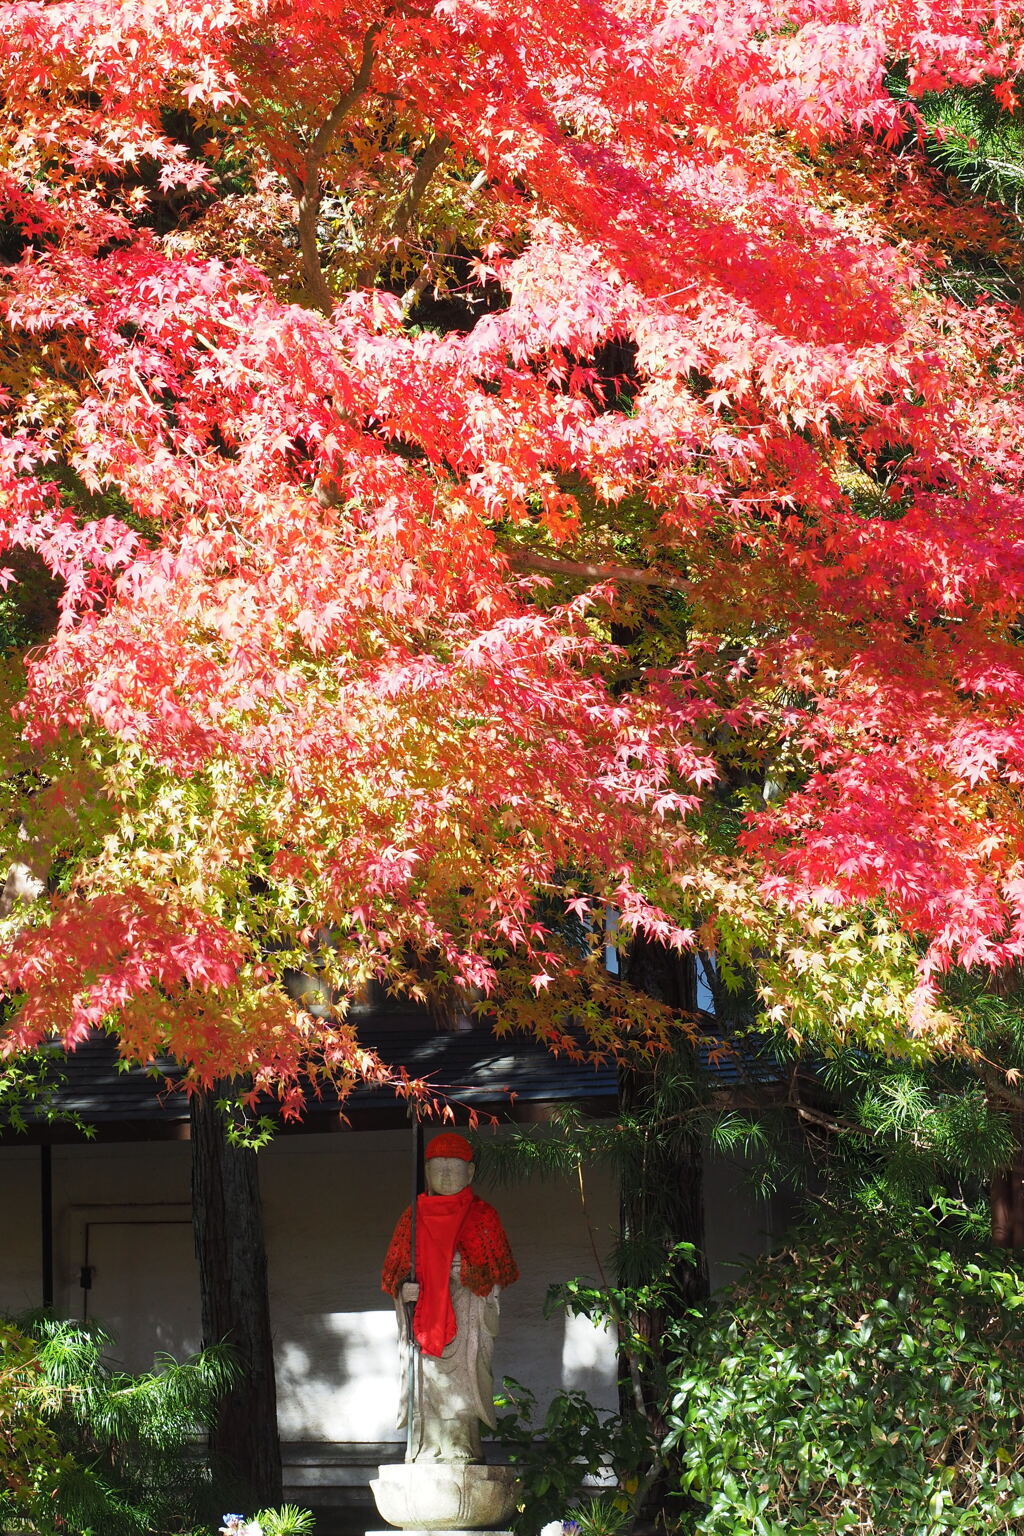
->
[[370, 1462, 520, 1531]]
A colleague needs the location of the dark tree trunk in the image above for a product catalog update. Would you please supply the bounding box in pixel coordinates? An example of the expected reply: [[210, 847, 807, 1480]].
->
[[981, 969, 1024, 1250], [190, 1086, 282, 1507], [991, 1113, 1024, 1248], [619, 933, 709, 1430], [607, 622, 710, 1504]]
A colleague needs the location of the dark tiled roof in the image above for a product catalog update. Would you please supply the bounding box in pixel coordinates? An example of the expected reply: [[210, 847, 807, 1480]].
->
[[1, 1006, 782, 1143], [361, 1019, 620, 1110], [695, 1035, 783, 1087], [1, 1016, 619, 1140]]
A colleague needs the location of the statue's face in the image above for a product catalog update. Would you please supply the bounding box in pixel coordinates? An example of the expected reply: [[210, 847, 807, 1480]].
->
[[425, 1156, 475, 1195]]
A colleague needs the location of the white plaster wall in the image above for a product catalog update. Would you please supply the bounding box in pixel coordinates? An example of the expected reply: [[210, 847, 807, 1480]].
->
[[0, 1144, 46, 1313], [0, 1128, 619, 1429], [0, 1141, 195, 1305], [474, 1135, 620, 1412], [262, 1128, 410, 1444]]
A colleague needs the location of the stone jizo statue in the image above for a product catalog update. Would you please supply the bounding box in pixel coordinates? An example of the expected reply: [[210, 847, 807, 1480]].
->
[[382, 1133, 518, 1465]]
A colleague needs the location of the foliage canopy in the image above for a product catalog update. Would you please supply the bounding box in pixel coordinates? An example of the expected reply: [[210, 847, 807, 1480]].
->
[[3, 1, 1024, 1096]]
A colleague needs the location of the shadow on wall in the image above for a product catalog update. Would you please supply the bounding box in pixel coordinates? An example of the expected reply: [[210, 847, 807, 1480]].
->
[[270, 1306, 617, 1443], [275, 1309, 400, 1441], [560, 1310, 616, 1401]]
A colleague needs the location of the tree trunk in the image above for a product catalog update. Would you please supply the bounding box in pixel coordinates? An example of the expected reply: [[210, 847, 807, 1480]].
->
[[190, 1086, 282, 1507], [982, 969, 1024, 1250], [991, 1112, 1024, 1248], [620, 933, 709, 1422]]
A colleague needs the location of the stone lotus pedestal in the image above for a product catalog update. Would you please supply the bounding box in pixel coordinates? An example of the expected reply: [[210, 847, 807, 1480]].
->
[[369, 1460, 520, 1534]]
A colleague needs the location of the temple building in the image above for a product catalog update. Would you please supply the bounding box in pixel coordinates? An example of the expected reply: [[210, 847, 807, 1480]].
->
[[0, 991, 785, 1532]]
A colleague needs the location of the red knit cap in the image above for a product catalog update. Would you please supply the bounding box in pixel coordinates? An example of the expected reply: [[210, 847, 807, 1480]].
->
[[425, 1132, 474, 1162]]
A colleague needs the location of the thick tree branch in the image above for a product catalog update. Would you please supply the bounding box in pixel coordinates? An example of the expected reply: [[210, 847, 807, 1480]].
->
[[358, 132, 453, 289], [295, 23, 382, 314], [0, 855, 45, 918], [308, 496, 696, 597], [792, 1101, 867, 1137], [1, 805, 50, 921], [786, 1066, 869, 1138], [400, 231, 454, 315], [400, 168, 488, 315], [508, 549, 691, 592], [972, 1059, 1024, 1115]]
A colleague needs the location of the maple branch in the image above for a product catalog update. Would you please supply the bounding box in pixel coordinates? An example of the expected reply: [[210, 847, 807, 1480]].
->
[[786, 1066, 868, 1139], [399, 168, 488, 315], [295, 22, 382, 314], [792, 1101, 867, 1137], [358, 132, 453, 289], [508, 550, 691, 592], [971, 1060, 1024, 1115]]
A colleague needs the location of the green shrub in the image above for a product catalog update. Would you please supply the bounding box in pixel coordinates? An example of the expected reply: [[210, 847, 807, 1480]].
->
[[496, 1376, 645, 1536], [665, 1206, 1024, 1536], [0, 1313, 237, 1536], [0, 1319, 68, 1518], [221, 1508, 315, 1535]]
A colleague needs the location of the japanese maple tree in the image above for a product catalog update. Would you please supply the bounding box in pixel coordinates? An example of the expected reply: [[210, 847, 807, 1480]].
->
[[2, 0, 1024, 1105]]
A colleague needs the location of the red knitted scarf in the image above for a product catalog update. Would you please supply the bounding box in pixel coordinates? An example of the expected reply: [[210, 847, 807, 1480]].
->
[[382, 1192, 519, 1357], [412, 1186, 474, 1356]]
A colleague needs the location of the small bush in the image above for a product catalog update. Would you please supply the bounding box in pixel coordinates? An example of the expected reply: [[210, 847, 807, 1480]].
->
[[665, 1205, 1024, 1535], [496, 1377, 645, 1536], [0, 1319, 67, 1517], [221, 1507, 315, 1535], [0, 1313, 237, 1536]]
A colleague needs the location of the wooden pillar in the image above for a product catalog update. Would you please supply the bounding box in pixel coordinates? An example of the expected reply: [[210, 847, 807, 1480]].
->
[[40, 1143, 53, 1309]]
